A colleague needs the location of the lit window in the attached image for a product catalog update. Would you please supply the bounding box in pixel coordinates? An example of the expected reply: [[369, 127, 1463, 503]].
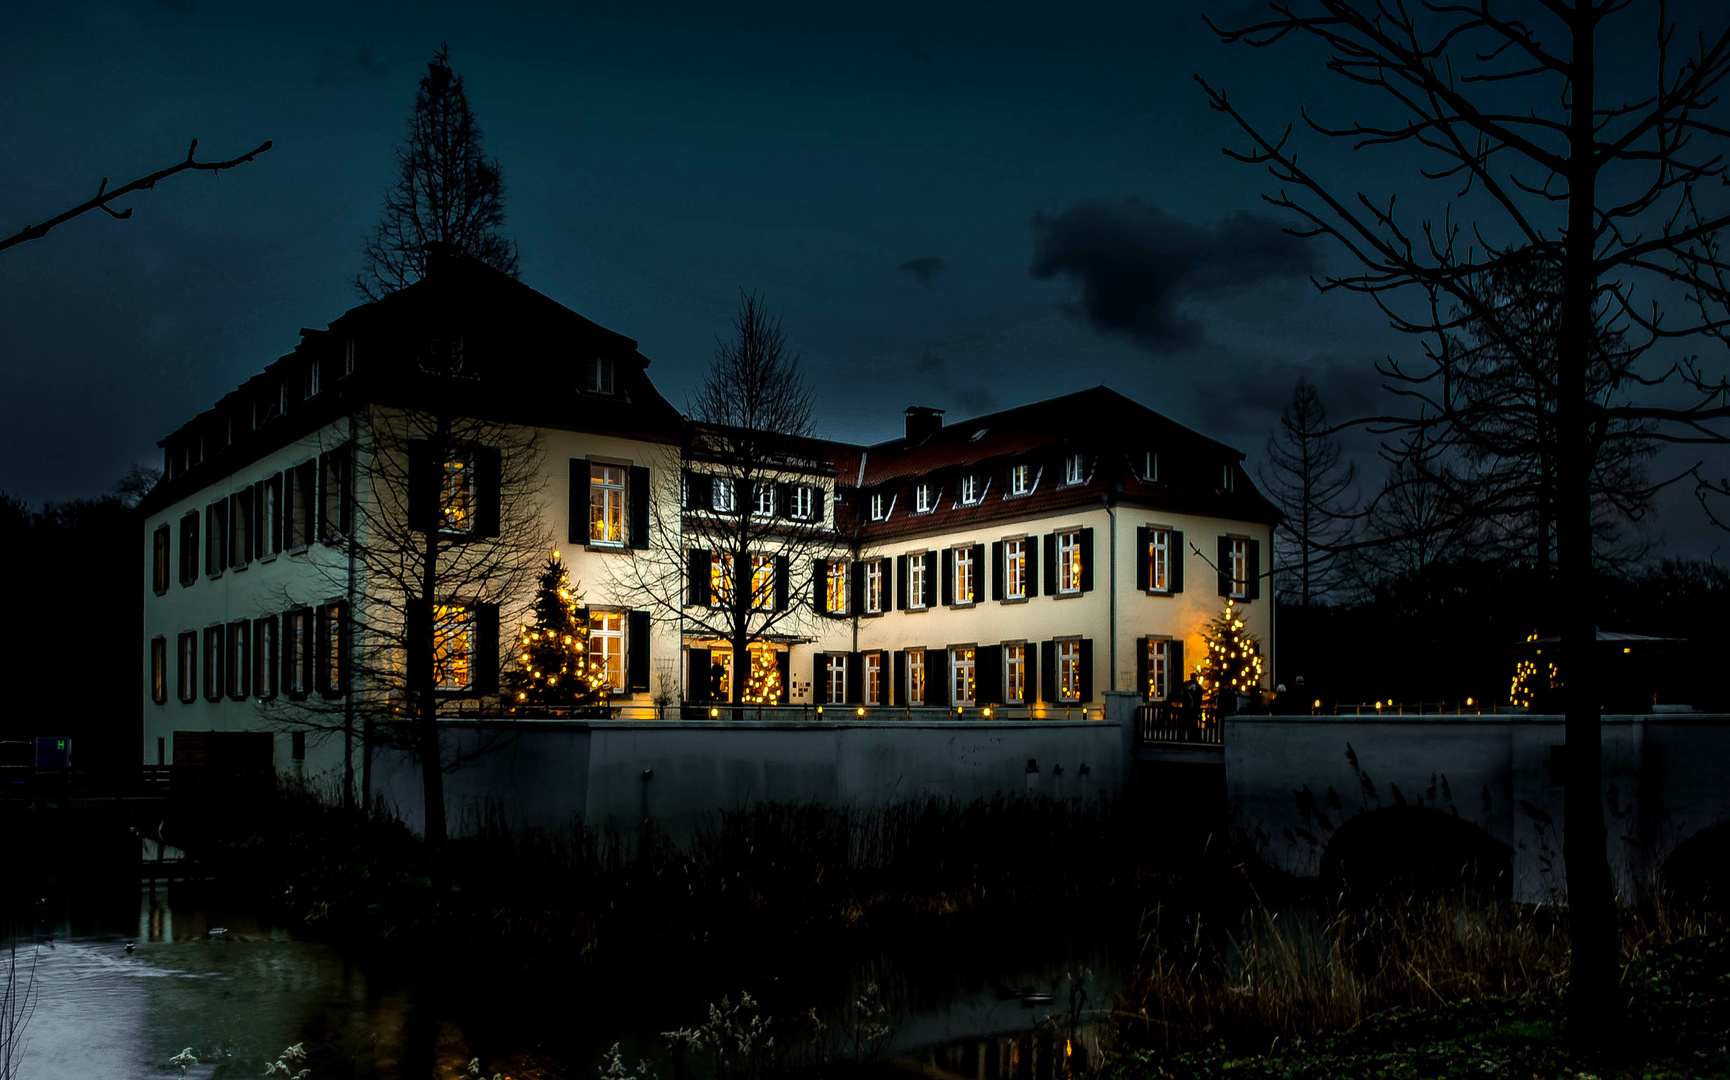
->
[[1147, 639, 1169, 701], [907, 648, 926, 706], [951, 646, 975, 707], [177, 631, 197, 703], [1005, 643, 1026, 704], [712, 478, 736, 513], [751, 554, 775, 610], [864, 560, 884, 613], [826, 654, 847, 704], [953, 547, 975, 604], [1004, 538, 1026, 600], [591, 611, 625, 691], [1065, 454, 1085, 485], [870, 493, 888, 520], [1010, 464, 1032, 495], [711, 553, 735, 607], [915, 483, 935, 513], [586, 356, 615, 394], [1058, 530, 1083, 594], [1058, 641, 1082, 702], [710, 648, 734, 703], [866, 653, 883, 705], [1228, 537, 1249, 599], [442, 453, 475, 533], [1148, 529, 1170, 592], [318, 603, 344, 695], [1144, 451, 1159, 482], [150, 636, 167, 704], [826, 560, 849, 614], [908, 553, 928, 610], [792, 486, 815, 520], [754, 483, 775, 517], [590, 463, 626, 545], [960, 475, 980, 504], [433, 604, 475, 690]]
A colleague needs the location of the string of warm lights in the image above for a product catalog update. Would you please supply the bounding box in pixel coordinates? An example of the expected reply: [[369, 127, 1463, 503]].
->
[[739, 646, 782, 705], [1197, 598, 1265, 710], [511, 551, 607, 713]]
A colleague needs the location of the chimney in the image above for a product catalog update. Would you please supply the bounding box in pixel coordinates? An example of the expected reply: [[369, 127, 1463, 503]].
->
[[905, 405, 945, 443]]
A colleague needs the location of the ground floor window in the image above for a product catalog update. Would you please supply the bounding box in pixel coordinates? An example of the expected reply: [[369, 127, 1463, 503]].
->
[[951, 646, 975, 707], [866, 653, 883, 705], [826, 654, 846, 704], [284, 610, 312, 697], [150, 637, 167, 704], [591, 610, 625, 691], [1058, 640, 1083, 702], [907, 648, 926, 706], [711, 648, 734, 702], [433, 604, 475, 691], [1147, 639, 1169, 701], [1005, 643, 1026, 704]]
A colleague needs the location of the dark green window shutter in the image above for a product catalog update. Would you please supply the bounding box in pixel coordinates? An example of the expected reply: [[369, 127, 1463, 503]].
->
[[815, 654, 828, 703], [775, 555, 790, 612], [1218, 537, 1233, 596], [1135, 637, 1149, 698], [776, 651, 790, 704], [569, 459, 585, 544], [1025, 536, 1039, 597], [847, 653, 864, 704], [1171, 530, 1185, 593], [1246, 539, 1262, 600], [991, 541, 1004, 601], [893, 651, 906, 707], [813, 558, 827, 614], [941, 550, 954, 606], [895, 555, 908, 610], [628, 609, 651, 692], [1170, 639, 1185, 688], [629, 466, 651, 549], [924, 551, 938, 607], [475, 447, 502, 538], [1078, 639, 1094, 702], [475, 603, 500, 694], [1079, 528, 1094, 591], [408, 440, 436, 532], [685, 471, 712, 511], [688, 648, 711, 703], [976, 645, 1003, 705], [813, 486, 826, 521], [851, 560, 866, 614], [1040, 641, 1057, 703], [1136, 527, 1151, 591], [688, 549, 711, 606], [1043, 533, 1058, 595]]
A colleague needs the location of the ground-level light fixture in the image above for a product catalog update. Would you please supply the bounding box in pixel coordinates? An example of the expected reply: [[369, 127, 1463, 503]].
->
[[856, 706, 865, 717], [709, 707, 719, 718]]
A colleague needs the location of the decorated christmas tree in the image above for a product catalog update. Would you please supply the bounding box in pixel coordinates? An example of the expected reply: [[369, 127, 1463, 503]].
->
[[740, 647, 782, 705], [1198, 598, 1265, 713], [510, 553, 607, 714]]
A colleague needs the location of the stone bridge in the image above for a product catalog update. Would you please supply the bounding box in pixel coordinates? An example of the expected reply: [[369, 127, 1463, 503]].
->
[[1223, 714, 1730, 903]]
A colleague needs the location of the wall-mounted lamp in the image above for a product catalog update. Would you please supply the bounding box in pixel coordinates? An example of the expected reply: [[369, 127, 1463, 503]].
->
[[641, 768, 654, 781]]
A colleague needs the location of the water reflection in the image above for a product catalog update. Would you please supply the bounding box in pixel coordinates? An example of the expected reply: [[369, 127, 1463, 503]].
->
[[17, 881, 1121, 1080]]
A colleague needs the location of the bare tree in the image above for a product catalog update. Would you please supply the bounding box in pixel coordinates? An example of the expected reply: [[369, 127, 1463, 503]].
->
[[357, 46, 519, 300], [610, 291, 842, 711], [1201, 0, 1730, 1034], [266, 336, 550, 845], [1, 138, 271, 254], [0, 927, 37, 1080], [1259, 377, 1359, 604]]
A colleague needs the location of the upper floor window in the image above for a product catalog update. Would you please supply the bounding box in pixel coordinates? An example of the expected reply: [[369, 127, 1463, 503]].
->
[[908, 553, 928, 610], [915, 483, 935, 513], [1148, 528, 1171, 592], [433, 604, 475, 690], [152, 525, 171, 595], [178, 510, 200, 586], [442, 453, 475, 533], [869, 493, 888, 521], [229, 488, 253, 570], [204, 499, 229, 579], [712, 477, 736, 513], [150, 636, 168, 704], [1143, 451, 1159, 482], [863, 560, 884, 613], [1010, 464, 1033, 496], [586, 356, 615, 395], [591, 610, 625, 691], [1228, 537, 1249, 599], [1222, 464, 1236, 492], [260, 475, 282, 557], [960, 475, 981, 504], [711, 553, 736, 607], [344, 338, 357, 377], [1005, 643, 1027, 704], [791, 486, 815, 520], [826, 560, 849, 614], [321, 448, 352, 541], [754, 483, 775, 517], [1064, 454, 1085, 485], [750, 554, 775, 610], [591, 464, 626, 545], [953, 547, 976, 605], [1004, 538, 1027, 601], [305, 355, 321, 399], [1057, 530, 1083, 594], [287, 461, 317, 548]]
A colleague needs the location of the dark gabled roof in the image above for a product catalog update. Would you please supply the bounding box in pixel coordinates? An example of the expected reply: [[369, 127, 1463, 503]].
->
[[835, 386, 1281, 541]]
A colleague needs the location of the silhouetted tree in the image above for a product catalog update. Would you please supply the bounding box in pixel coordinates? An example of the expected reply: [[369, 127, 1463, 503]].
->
[[1203, 1, 1730, 1035], [1259, 377, 1358, 605], [357, 46, 519, 299]]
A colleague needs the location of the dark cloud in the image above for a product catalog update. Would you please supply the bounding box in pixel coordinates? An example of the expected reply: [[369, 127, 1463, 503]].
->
[[898, 255, 950, 285], [1029, 198, 1316, 354], [904, 43, 934, 63], [904, 344, 997, 415], [317, 46, 390, 87]]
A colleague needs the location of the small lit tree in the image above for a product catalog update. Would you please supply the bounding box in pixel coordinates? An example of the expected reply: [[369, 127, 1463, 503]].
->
[[1198, 599, 1265, 714], [740, 647, 782, 706], [510, 553, 607, 714]]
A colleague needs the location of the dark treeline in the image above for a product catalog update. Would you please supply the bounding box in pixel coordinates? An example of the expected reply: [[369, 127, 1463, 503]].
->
[[0, 468, 156, 766]]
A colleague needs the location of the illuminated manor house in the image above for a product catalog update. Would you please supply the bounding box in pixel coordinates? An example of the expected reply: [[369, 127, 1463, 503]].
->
[[137, 254, 1278, 783]]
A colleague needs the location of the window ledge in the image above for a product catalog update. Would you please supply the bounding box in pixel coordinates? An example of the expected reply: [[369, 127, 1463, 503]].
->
[[258, 553, 278, 564], [950, 601, 977, 610], [906, 605, 930, 614], [999, 596, 1029, 605], [586, 542, 630, 553], [286, 545, 309, 557], [1145, 589, 1174, 598], [1053, 589, 1084, 600]]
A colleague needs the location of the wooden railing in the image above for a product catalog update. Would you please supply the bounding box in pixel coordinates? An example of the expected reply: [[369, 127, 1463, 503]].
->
[[1137, 702, 1222, 745]]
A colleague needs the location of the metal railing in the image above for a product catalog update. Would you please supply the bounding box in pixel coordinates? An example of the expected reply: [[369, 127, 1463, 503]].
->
[[1137, 702, 1222, 745]]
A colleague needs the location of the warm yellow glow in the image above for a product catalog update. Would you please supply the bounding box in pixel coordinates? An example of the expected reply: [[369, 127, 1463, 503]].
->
[[856, 706, 865, 717], [709, 706, 719, 718], [1623, 647, 1632, 654], [983, 707, 992, 717], [1466, 697, 1475, 706]]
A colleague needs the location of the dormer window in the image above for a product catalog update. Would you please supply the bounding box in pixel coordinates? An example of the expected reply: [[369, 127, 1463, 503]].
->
[[869, 493, 888, 521], [1222, 464, 1236, 491], [305, 356, 321, 399], [344, 338, 357, 377], [960, 475, 981, 504], [915, 483, 936, 513], [1064, 454, 1085, 486], [1010, 464, 1033, 496], [585, 356, 615, 395], [1144, 451, 1159, 482]]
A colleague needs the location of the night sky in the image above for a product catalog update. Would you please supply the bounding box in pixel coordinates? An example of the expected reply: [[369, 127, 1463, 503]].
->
[[4, 1, 1726, 558]]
